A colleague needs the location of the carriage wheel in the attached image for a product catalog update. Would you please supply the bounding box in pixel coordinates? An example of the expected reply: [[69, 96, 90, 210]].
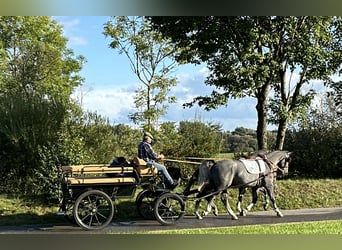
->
[[136, 190, 156, 219], [73, 189, 114, 230], [154, 192, 185, 226]]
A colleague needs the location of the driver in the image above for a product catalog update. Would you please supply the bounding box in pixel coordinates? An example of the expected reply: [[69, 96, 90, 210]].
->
[[138, 132, 178, 189]]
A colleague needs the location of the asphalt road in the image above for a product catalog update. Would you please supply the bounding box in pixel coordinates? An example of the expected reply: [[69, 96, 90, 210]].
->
[[0, 207, 341, 234]]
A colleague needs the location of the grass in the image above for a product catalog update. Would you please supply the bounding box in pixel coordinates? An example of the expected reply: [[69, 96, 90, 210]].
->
[[1, 178, 342, 229], [138, 220, 342, 234]]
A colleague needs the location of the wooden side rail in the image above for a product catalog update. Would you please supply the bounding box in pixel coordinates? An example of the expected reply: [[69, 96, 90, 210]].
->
[[61, 161, 158, 178], [61, 165, 134, 174], [66, 176, 137, 185]]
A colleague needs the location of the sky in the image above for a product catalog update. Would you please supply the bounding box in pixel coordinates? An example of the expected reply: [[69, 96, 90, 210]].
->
[[52, 16, 331, 132]]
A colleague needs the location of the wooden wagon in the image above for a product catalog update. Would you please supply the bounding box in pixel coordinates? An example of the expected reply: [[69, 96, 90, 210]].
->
[[58, 157, 186, 230]]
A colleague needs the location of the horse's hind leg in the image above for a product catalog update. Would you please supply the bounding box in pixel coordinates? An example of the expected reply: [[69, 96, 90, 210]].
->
[[260, 187, 269, 210], [242, 186, 259, 216], [221, 190, 238, 220], [194, 198, 203, 220], [211, 197, 218, 216], [201, 196, 213, 217], [202, 196, 218, 217]]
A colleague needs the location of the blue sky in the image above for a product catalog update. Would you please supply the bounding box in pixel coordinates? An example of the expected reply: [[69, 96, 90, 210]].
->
[[53, 16, 331, 132]]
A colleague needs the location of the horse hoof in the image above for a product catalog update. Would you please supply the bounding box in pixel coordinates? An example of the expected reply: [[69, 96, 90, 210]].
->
[[277, 212, 284, 217], [240, 210, 247, 216], [213, 210, 218, 216], [195, 212, 203, 220], [231, 215, 239, 220]]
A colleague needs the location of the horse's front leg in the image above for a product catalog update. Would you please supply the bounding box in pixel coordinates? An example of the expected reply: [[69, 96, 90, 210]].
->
[[221, 190, 238, 220], [265, 183, 283, 217]]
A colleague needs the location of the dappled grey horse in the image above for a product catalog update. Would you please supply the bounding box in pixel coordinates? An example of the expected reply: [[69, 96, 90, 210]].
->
[[186, 152, 277, 219], [197, 150, 292, 220], [236, 151, 291, 216]]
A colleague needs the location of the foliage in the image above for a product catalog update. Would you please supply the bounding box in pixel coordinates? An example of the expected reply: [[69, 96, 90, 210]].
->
[[80, 112, 117, 163], [285, 94, 342, 178], [0, 16, 85, 99], [103, 16, 179, 130], [0, 93, 67, 197], [0, 16, 84, 199], [224, 127, 258, 153], [111, 124, 142, 160], [149, 16, 342, 150]]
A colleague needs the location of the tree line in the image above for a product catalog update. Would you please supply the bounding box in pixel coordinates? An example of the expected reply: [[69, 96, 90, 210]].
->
[[0, 16, 341, 202]]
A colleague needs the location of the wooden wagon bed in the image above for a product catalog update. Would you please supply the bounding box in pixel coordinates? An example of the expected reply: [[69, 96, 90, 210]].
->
[[61, 159, 158, 187]]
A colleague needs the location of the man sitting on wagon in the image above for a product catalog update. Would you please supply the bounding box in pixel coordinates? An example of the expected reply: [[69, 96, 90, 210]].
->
[[138, 132, 178, 189]]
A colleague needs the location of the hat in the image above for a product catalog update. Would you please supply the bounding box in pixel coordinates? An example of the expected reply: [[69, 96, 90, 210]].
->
[[144, 132, 153, 139]]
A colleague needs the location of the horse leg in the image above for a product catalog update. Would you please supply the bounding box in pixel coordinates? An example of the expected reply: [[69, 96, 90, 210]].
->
[[236, 187, 246, 216], [259, 187, 269, 210], [220, 190, 238, 220], [243, 186, 259, 216], [201, 196, 214, 217], [201, 195, 218, 217], [194, 198, 203, 220], [211, 196, 218, 216], [265, 184, 283, 217]]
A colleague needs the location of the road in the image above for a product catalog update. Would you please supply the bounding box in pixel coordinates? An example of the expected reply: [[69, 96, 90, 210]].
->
[[0, 207, 341, 234]]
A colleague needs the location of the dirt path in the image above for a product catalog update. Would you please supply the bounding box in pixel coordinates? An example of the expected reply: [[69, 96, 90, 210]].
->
[[0, 207, 341, 234]]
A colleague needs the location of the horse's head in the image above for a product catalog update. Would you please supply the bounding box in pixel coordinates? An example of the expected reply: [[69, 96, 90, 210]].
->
[[197, 160, 215, 193], [267, 151, 293, 178]]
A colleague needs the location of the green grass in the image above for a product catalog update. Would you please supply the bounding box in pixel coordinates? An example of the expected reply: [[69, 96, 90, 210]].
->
[[0, 178, 342, 228], [136, 220, 342, 234]]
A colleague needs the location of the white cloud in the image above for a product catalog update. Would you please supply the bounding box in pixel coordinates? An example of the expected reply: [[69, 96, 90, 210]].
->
[[54, 17, 88, 46], [72, 84, 136, 125]]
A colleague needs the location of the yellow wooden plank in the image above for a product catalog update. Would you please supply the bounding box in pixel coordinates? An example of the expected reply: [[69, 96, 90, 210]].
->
[[61, 165, 134, 174], [67, 177, 137, 185]]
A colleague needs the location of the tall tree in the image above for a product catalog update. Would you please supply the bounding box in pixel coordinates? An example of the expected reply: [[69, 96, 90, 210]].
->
[[150, 16, 342, 150], [0, 16, 85, 99], [0, 16, 85, 196], [103, 16, 179, 131]]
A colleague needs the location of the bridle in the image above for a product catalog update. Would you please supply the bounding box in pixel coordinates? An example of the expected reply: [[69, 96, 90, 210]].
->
[[264, 152, 291, 176]]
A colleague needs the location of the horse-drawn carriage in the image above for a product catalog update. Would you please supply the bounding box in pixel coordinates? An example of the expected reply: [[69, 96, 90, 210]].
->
[[58, 157, 186, 230], [58, 150, 292, 230]]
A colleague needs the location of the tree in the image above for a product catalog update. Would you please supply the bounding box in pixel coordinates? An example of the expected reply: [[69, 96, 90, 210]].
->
[[103, 16, 179, 131], [0, 16, 85, 99], [0, 16, 85, 198], [149, 16, 342, 150], [285, 94, 342, 178]]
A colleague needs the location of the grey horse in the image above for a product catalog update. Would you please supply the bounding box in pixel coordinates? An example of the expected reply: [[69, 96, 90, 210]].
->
[[197, 150, 292, 220]]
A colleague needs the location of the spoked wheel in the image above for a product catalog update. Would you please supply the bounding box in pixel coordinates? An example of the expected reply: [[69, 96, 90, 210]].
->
[[154, 192, 186, 225], [136, 190, 156, 219], [73, 189, 114, 230]]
